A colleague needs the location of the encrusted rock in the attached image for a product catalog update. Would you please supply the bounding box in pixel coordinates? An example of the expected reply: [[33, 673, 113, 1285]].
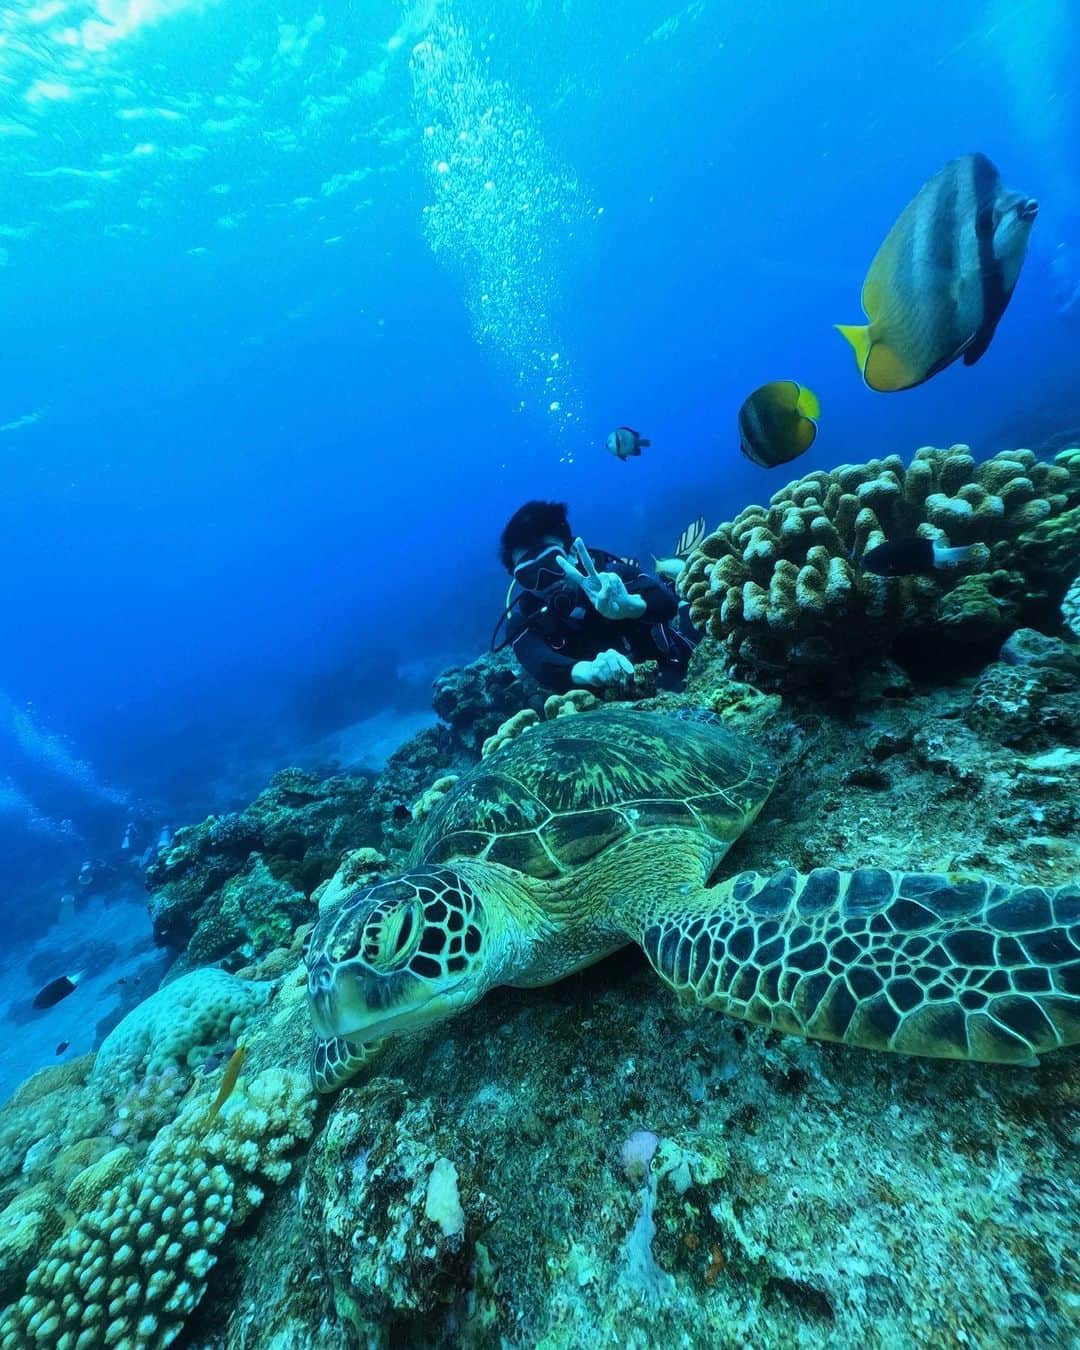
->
[[432, 649, 542, 753]]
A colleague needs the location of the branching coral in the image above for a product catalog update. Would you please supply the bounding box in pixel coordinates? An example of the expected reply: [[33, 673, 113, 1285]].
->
[[0, 1145, 235, 1348], [199, 1067, 316, 1223], [679, 445, 1080, 688], [0, 1065, 316, 1349]]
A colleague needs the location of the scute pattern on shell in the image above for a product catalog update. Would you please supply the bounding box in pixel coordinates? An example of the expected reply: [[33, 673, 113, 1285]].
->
[[412, 709, 776, 882]]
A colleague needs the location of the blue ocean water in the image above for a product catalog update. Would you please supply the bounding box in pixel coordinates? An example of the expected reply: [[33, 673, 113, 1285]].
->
[[0, 0, 1077, 932]]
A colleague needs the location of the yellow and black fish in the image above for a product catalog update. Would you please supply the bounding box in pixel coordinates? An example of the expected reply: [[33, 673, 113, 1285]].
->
[[837, 153, 1037, 393], [738, 381, 820, 468]]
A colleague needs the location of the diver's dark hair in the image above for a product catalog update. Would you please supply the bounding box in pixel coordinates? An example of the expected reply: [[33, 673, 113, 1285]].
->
[[498, 500, 572, 573]]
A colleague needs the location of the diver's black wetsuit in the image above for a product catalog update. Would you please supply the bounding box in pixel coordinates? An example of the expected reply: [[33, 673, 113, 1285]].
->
[[506, 548, 694, 694]]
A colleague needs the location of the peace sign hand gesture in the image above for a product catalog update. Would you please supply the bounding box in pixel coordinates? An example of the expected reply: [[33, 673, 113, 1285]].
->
[[557, 538, 647, 621]]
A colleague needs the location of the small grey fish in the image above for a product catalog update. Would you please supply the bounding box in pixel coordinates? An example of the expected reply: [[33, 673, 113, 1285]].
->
[[606, 426, 650, 461]]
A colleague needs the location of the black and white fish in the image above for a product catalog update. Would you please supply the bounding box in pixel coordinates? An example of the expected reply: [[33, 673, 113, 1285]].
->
[[739, 381, 820, 468], [33, 972, 83, 1010], [653, 515, 707, 580], [860, 537, 978, 577]]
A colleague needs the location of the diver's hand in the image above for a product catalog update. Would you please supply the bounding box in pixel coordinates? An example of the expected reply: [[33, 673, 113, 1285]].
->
[[557, 538, 648, 620], [570, 649, 634, 689]]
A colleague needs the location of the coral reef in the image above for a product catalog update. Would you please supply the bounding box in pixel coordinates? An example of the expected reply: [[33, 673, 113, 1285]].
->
[[4, 452, 1080, 1345], [1064, 574, 1080, 638], [680, 445, 1080, 689], [409, 775, 460, 823], [121, 619, 1079, 1349], [432, 649, 542, 754], [145, 769, 378, 967], [0, 1057, 107, 1212], [92, 969, 270, 1086], [0, 992, 316, 1348], [0, 1187, 64, 1306]]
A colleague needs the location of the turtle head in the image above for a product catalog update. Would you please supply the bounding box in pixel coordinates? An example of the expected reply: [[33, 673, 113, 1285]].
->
[[306, 867, 490, 1048]]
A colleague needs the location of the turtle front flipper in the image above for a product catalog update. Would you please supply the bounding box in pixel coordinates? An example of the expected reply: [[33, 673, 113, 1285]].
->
[[632, 867, 1080, 1063], [311, 1033, 375, 1093]]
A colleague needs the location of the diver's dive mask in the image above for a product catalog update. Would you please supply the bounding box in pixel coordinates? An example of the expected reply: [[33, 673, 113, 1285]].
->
[[512, 543, 568, 594]]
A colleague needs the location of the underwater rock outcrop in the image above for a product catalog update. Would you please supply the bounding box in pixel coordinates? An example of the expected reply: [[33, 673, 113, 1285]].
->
[[302, 1078, 499, 1343], [680, 445, 1080, 690], [145, 768, 378, 968], [4, 488, 1080, 1346], [431, 648, 543, 754]]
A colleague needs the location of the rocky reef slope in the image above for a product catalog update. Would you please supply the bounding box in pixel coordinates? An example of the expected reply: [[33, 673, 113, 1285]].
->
[[2, 447, 1079, 1349]]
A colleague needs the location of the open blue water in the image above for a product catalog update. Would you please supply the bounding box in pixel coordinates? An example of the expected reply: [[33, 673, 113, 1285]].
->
[[1, 0, 1078, 933]]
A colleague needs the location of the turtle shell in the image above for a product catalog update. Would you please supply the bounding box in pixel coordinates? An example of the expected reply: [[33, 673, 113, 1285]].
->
[[412, 708, 776, 881]]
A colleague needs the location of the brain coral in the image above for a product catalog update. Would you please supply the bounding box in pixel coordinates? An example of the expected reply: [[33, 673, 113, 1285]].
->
[[92, 970, 271, 1085], [679, 445, 1080, 689]]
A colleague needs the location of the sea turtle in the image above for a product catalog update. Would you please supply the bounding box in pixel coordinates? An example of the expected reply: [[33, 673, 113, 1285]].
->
[[306, 708, 1080, 1092]]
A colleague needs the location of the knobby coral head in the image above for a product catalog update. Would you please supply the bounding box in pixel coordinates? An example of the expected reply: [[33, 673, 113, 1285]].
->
[[679, 445, 1080, 689]]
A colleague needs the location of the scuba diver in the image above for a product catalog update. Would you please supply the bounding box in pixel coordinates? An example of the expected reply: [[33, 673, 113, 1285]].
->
[[494, 500, 696, 694]]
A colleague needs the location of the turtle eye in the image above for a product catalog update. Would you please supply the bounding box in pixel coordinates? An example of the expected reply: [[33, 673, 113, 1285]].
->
[[361, 899, 422, 970]]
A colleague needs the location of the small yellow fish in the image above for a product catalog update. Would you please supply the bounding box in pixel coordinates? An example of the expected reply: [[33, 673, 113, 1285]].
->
[[836, 153, 1037, 392], [203, 1044, 246, 1130], [738, 381, 820, 468]]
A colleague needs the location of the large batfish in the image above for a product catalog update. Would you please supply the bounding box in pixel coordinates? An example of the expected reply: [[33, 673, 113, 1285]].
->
[[837, 153, 1037, 392]]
